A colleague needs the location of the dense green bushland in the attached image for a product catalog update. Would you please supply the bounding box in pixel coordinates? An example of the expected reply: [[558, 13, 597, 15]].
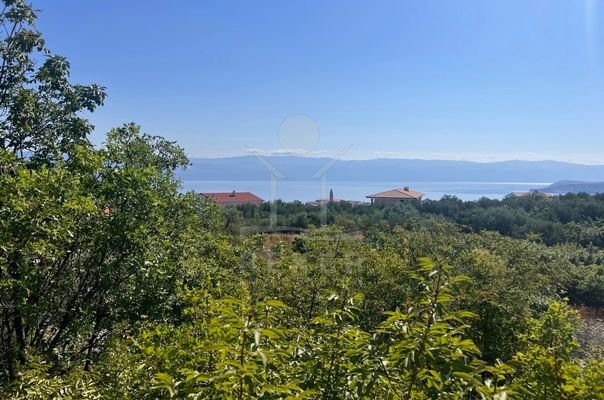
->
[[225, 193, 604, 247], [228, 199, 604, 309], [1, 1, 603, 398]]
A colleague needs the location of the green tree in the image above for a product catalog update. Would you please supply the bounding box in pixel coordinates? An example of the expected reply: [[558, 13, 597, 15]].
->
[[510, 301, 604, 399], [0, 124, 212, 381], [0, 0, 105, 164]]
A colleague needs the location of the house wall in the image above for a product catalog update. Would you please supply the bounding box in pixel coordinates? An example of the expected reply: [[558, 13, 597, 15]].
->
[[372, 198, 420, 206]]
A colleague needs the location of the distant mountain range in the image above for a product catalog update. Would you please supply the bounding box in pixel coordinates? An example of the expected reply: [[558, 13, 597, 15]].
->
[[178, 156, 604, 184]]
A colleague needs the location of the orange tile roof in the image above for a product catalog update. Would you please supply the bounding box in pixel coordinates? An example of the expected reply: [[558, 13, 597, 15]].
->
[[366, 188, 424, 199], [202, 191, 263, 204]]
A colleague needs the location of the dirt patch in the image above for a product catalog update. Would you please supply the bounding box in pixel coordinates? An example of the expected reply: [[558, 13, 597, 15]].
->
[[576, 306, 604, 358]]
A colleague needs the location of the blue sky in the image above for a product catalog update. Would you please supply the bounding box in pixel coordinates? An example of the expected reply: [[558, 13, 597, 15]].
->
[[36, 0, 603, 163]]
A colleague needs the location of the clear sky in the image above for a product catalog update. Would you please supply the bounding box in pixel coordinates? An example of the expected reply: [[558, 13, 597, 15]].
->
[[35, 0, 604, 163]]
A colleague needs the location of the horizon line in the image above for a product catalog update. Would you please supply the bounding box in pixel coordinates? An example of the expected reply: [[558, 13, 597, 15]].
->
[[185, 154, 604, 166]]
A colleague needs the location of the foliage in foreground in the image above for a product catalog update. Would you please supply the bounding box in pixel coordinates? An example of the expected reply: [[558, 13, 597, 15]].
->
[[1, 0, 604, 398], [4, 283, 604, 399]]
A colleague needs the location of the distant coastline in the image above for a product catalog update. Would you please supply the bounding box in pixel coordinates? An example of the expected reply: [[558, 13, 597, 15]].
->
[[180, 156, 604, 183], [181, 180, 551, 202], [537, 180, 604, 194], [178, 157, 604, 201]]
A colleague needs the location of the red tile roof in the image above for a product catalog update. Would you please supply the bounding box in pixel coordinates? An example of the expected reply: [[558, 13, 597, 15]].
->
[[201, 191, 263, 204], [366, 187, 424, 199]]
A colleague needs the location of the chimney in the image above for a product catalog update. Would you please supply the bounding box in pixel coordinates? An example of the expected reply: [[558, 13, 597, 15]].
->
[[403, 186, 409, 191], [329, 189, 334, 203], [230, 190, 236, 197]]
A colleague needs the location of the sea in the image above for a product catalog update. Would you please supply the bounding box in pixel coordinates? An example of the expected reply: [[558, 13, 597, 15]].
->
[[180, 180, 551, 202]]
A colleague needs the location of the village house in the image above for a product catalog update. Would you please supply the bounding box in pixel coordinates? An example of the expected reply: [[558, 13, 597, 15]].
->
[[510, 191, 555, 198], [366, 186, 424, 206], [305, 189, 364, 207], [201, 191, 263, 206]]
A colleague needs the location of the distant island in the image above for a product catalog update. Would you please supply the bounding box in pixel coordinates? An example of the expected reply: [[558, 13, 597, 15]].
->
[[537, 180, 604, 194], [181, 156, 604, 183]]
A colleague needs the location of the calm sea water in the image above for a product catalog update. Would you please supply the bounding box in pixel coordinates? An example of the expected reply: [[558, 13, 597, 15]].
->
[[181, 180, 551, 202]]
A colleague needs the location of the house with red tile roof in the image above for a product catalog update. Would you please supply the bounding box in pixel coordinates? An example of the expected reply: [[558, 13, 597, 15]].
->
[[367, 186, 424, 206], [201, 191, 263, 206]]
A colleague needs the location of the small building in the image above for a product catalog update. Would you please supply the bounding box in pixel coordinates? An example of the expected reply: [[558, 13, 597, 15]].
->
[[306, 190, 365, 207], [367, 186, 424, 206], [307, 188, 337, 206], [201, 190, 263, 206], [305, 198, 365, 207], [510, 191, 555, 198]]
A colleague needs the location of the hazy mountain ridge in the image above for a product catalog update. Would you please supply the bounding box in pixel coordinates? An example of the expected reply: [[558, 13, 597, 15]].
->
[[539, 180, 604, 194], [179, 156, 604, 183]]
